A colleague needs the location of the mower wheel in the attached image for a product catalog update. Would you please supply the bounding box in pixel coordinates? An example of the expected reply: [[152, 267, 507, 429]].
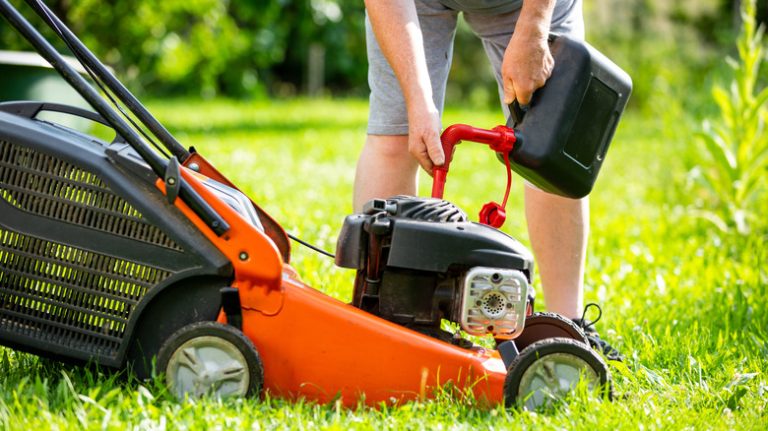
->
[[513, 312, 588, 351], [157, 321, 263, 400], [504, 337, 611, 410]]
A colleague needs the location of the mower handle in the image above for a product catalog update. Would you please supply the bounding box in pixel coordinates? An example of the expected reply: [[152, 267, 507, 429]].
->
[[431, 124, 519, 199], [0, 101, 109, 126], [0, 101, 127, 143]]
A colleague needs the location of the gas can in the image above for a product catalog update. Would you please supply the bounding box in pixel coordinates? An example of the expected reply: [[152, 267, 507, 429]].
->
[[505, 35, 632, 198]]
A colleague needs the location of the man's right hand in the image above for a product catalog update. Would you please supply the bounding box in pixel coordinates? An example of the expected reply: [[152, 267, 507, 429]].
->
[[365, 0, 445, 176], [407, 103, 445, 175]]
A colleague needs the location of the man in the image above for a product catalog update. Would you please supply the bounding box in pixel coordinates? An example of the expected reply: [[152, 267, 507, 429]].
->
[[354, 0, 619, 358]]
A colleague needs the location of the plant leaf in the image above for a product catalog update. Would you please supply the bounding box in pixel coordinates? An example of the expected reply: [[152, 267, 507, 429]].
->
[[695, 129, 737, 178]]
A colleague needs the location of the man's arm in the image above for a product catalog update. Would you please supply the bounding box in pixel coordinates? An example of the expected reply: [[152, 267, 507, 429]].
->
[[364, 0, 445, 173], [502, 0, 556, 105]]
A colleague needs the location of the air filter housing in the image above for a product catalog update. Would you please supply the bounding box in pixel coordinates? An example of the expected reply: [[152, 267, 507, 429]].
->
[[459, 267, 529, 339]]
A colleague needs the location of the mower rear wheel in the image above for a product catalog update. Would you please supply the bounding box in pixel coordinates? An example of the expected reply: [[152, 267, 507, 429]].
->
[[157, 321, 263, 400], [504, 337, 610, 410], [513, 312, 588, 351]]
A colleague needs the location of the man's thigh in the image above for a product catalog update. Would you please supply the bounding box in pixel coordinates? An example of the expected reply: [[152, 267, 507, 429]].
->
[[464, 0, 585, 115], [366, 0, 459, 135]]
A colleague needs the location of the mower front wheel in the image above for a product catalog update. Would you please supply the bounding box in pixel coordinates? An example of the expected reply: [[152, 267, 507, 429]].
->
[[504, 337, 611, 410], [157, 321, 263, 400]]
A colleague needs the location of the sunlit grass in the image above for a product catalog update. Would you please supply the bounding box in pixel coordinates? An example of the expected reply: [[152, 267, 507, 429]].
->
[[1, 98, 766, 430]]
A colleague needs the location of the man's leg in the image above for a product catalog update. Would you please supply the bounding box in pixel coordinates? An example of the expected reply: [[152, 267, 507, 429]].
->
[[353, 135, 419, 212], [466, 0, 587, 317], [525, 185, 588, 319], [357, 1, 458, 211]]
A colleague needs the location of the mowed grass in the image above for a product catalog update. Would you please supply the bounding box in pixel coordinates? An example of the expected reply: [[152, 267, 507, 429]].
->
[[1, 98, 766, 430]]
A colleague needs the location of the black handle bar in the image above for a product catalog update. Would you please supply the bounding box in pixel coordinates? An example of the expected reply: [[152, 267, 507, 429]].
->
[[0, 0, 229, 236]]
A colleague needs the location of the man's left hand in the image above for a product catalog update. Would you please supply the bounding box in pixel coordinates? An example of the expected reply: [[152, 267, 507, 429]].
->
[[501, 31, 554, 106]]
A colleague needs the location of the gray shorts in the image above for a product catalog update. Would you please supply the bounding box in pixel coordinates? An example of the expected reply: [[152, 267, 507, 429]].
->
[[366, 0, 584, 135]]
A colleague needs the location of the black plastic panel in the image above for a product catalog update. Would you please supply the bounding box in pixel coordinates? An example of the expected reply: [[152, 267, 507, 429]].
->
[[0, 226, 170, 360], [387, 220, 532, 272], [563, 78, 618, 168], [335, 214, 367, 270], [336, 196, 533, 274], [0, 140, 181, 250]]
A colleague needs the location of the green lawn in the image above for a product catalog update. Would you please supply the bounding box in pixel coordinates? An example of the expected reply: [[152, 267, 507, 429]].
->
[[1, 98, 766, 430]]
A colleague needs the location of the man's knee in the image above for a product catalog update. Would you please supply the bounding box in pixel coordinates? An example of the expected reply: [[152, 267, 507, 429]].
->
[[364, 134, 413, 163]]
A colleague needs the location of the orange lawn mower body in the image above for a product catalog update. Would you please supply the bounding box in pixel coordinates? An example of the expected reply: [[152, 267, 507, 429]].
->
[[0, 0, 630, 410], [170, 156, 511, 406]]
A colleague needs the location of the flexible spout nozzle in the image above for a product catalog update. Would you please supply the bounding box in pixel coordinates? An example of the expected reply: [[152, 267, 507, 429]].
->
[[431, 124, 518, 199]]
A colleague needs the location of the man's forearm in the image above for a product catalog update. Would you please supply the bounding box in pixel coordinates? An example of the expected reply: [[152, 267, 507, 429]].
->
[[364, 0, 433, 111], [515, 0, 556, 40]]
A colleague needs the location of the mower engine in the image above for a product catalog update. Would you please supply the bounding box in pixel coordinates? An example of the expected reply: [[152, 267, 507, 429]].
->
[[336, 196, 534, 343]]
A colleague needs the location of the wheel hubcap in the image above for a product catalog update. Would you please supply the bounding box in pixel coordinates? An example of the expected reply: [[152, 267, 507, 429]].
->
[[518, 352, 600, 410], [166, 336, 249, 399]]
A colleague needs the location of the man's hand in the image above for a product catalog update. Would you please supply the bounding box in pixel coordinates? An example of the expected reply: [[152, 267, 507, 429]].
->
[[408, 103, 444, 175], [501, 0, 556, 106], [502, 32, 553, 105], [365, 0, 445, 175]]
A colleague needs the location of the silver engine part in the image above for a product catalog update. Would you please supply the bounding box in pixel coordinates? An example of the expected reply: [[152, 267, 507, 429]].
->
[[460, 267, 529, 339]]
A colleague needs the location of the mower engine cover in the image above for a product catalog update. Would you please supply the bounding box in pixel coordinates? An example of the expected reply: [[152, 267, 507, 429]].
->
[[336, 196, 533, 341]]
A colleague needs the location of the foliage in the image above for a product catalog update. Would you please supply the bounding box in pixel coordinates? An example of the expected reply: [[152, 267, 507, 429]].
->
[[0, 98, 766, 429], [686, 0, 768, 235], [585, 1, 728, 115], [0, 0, 367, 98], [2, 0, 762, 106]]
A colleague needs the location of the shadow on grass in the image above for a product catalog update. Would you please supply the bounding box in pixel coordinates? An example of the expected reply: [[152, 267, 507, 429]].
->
[[0, 348, 172, 406]]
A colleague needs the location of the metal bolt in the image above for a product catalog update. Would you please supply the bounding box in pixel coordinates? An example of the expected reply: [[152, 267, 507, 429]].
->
[[167, 177, 176, 185], [238, 252, 248, 261], [189, 163, 200, 172]]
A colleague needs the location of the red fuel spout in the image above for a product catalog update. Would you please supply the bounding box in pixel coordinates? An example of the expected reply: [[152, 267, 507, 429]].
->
[[431, 124, 518, 199]]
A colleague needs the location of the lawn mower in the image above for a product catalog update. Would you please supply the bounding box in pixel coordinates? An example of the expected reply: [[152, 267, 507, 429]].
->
[[0, 1, 631, 410]]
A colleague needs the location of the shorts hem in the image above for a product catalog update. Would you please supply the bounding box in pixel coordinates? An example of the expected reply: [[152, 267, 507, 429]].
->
[[367, 124, 410, 135]]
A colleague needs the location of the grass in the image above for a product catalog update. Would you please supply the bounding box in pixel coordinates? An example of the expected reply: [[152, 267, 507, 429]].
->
[[1, 98, 767, 430]]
